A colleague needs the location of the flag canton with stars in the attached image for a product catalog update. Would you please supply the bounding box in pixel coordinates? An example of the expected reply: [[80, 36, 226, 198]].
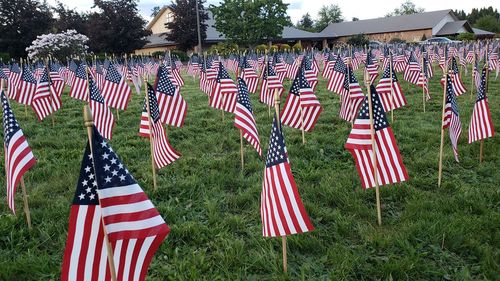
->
[[357, 86, 389, 131], [408, 52, 417, 63], [237, 78, 252, 113], [217, 62, 231, 81], [91, 126, 136, 190], [446, 75, 459, 115], [144, 83, 160, 123], [49, 63, 60, 73], [0, 68, 8, 80], [348, 66, 358, 84], [265, 115, 288, 167], [105, 64, 122, 83], [240, 56, 251, 69], [422, 57, 429, 77], [301, 56, 312, 70], [451, 57, 459, 73], [291, 69, 310, 96], [22, 68, 36, 84], [89, 77, 105, 103], [265, 61, 277, 78], [73, 143, 99, 205], [10, 64, 21, 74], [2, 92, 21, 144], [157, 66, 176, 96], [39, 68, 50, 84], [366, 50, 374, 65], [334, 55, 346, 73], [476, 68, 487, 102], [75, 63, 87, 79]]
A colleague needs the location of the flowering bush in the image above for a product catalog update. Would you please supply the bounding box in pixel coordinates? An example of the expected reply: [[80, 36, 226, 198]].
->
[[26, 30, 89, 60]]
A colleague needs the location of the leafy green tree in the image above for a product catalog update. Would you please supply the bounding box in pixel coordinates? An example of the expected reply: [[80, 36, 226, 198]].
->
[[474, 15, 500, 33], [457, 32, 475, 41], [86, 0, 150, 54], [467, 7, 499, 25], [52, 2, 88, 34], [151, 5, 161, 17], [0, 0, 53, 58], [165, 0, 209, 52], [347, 33, 368, 46], [211, 0, 290, 47], [297, 13, 315, 31], [385, 0, 424, 17], [315, 4, 343, 32]]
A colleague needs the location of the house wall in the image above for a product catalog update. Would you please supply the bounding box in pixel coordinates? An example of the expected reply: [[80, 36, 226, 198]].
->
[[335, 29, 433, 43], [150, 8, 173, 34], [432, 13, 455, 35], [134, 45, 176, 55]]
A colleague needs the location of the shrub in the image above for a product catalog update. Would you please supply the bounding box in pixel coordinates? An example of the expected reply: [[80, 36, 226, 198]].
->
[[0, 52, 10, 62], [152, 51, 164, 58], [347, 34, 369, 46], [25, 30, 89, 61], [255, 44, 268, 53], [208, 42, 238, 56], [389, 37, 406, 44], [421, 34, 427, 41], [171, 50, 188, 62], [457, 32, 475, 41], [270, 44, 279, 53], [292, 42, 302, 52], [279, 43, 291, 51]]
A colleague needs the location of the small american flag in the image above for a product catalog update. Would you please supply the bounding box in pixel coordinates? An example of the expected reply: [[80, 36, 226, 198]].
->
[[69, 63, 90, 101], [32, 68, 61, 120], [273, 54, 287, 83], [210, 62, 238, 113], [102, 63, 132, 110], [89, 76, 115, 140], [468, 68, 494, 143], [301, 56, 319, 91], [16, 67, 37, 105], [417, 55, 431, 100], [49, 63, 65, 98], [260, 60, 284, 106], [442, 75, 462, 162], [139, 83, 181, 169], [261, 114, 314, 237], [322, 53, 335, 79], [327, 54, 346, 94], [155, 65, 187, 128], [234, 78, 262, 156], [7, 64, 21, 100], [365, 50, 379, 84], [403, 51, 420, 85], [281, 68, 322, 132], [239, 56, 259, 94], [1, 91, 36, 213], [339, 65, 364, 122], [450, 57, 467, 96], [61, 128, 170, 281], [345, 85, 409, 189], [375, 63, 407, 112]]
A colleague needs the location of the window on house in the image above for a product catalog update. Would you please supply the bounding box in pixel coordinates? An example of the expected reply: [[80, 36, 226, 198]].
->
[[166, 13, 173, 23]]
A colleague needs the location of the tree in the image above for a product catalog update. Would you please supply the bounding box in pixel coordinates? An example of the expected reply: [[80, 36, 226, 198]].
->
[[315, 4, 343, 32], [211, 0, 290, 47], [26, 30, 89, 60], [385, 0, 424, 17], [466, 7, 499, 25], [297, 13, 314, 31], [165, 0, 209, 52], [0, 0, 53, 58], [86, 0, 150, 54], [475, 15, 500, 33], [151, 5, 161, 17], [347, 33, 368, 46], [52, 2, 88, 35]]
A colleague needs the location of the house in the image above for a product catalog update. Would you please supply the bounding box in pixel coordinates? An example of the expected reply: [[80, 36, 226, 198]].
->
[[134, 6, 177, 55]]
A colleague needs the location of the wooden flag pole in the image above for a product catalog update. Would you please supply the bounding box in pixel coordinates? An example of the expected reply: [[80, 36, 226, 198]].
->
[[365, 74, 382, 226], [389, 52, 394, 122], [143, 78, 158, 191], [438, 66, 449, 187], [480, 48, 489, 163], [421, 55, 426, 112], [470, 45, 475, 100], [20, 174, 32, 229], [282, 235, 287, 273], [19, 58, 28, 117], [44, 59, 56, 127], [83, 105, 118, 281], [240, 131, 244, 171]]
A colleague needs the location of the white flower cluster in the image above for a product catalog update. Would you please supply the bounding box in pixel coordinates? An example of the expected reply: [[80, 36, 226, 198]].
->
[[26, 30, 89, 59]]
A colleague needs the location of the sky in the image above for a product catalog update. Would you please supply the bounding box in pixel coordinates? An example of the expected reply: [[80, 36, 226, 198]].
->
[[48, 0, 499, 23]]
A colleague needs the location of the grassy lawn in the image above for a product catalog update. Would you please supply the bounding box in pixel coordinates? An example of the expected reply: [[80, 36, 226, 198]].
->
[[0, 64, 498, 280]]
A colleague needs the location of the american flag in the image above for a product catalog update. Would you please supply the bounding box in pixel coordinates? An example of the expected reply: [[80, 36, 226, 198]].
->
[[201, 58, 217, 95], [439, 47, 449, 72], [417, 55, 431, 101], [16, 67, 37, 105], [281, 68, 322, 132], [322, 52, 335, 79], [403, 51, 420, 85], [234, 78, 262, 156], [442, 75, 462, 162], [239, 56, 259, 94], [345, 85, 408, 189], [284, 54, 299, 79], [69, 63, 90, 101], [66, 60, 78, 87], [375, 63, 407, 112], [0, 63, 8, 81], [89, 76, 115, 140], [1, 91, 36, 213], [31, 68, 61, 120], [210, 62, 238, 113], [139, 83, 181, 169], [365, 50, 379, 84], [339, 65, 364, 122], [7, 64, 21, 100], [301, 56, 319, 91], [260, 114, 314, 237], [273, 55, 287, 83], [450, 57, 467, 96], [472, 54, 481, 89], [61, 128, 170, 281], [327, 54, 346, 94], [260, 61, 284, 106], [101, 63, 132, 110], [155, 65, 187, 128], [393, 52, 406, 73], [49, 63, 65, 97], [468, 68, 494, 143]]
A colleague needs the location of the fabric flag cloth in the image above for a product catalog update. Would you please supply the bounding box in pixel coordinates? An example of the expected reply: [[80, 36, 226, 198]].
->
[[7, 64, 21, 100], [301, 56, 319, 91], [101, 63, 132, 110], [16, 67, 37, 105], [365, 50, 379, 84], [239, 56, 259, 94], [281, 68, 322, 132], [327, 55, 346, 94], [89, 76, 115, 140], [69, 63, 90, 101], [259, 61, 284, 106], [1, 91, 36, 213], [442, 75, 462, 162], [339, 65, 364, 123], [61, 127, 170, 281], [139, 83, 181, 169], [468, 68, 494, 143], [260, 114, 314, 237], [375, 63, 407, 112], [155, 66, 187, 128], [417, 55, 431, 101], [403, 51, 420, 85], [49, 63, 65, 98], [210, 62, 238, 113], [32, 68, 62, 120], [345, 85, 409, 189], [234, 77, 262, 156]]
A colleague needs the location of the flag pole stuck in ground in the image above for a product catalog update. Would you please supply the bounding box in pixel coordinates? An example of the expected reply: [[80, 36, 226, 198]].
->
[[144, 77, 158, 191], [438, 64, 448, 187]]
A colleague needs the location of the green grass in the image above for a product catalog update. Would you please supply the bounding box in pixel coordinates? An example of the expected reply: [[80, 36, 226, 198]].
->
[[0, 65, 499, 280]]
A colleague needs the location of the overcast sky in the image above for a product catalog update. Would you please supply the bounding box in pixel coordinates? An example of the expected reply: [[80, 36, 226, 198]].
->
[[48, 0, 499, 23]]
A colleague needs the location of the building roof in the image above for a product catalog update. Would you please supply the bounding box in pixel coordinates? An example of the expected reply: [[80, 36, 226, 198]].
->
[[142, 33, 176, 48], [279, 26, 323, 40], [472, 28, 495, 36], [320, 9, 454, 37], [435, 20, 473, 35], [205, 11, 225, 42]]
